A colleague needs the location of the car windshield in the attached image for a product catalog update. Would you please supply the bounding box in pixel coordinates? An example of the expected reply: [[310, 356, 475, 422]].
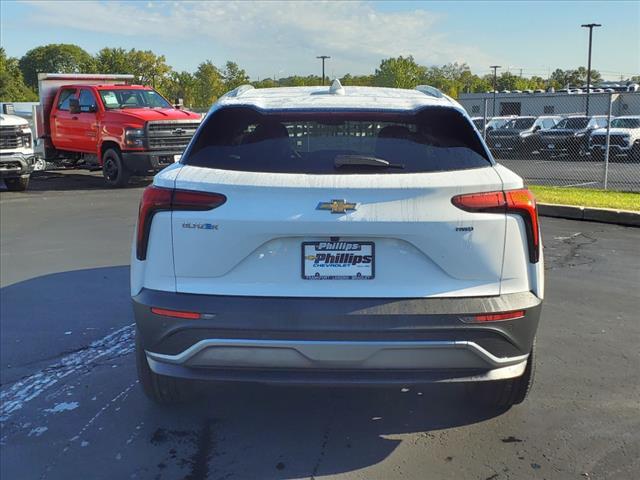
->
[[186, 107, 491, 174], [98, 89, 172, 110], [610, 118, 640, 128], [554, 118, 589, 129], [502, 118, 535, 130]]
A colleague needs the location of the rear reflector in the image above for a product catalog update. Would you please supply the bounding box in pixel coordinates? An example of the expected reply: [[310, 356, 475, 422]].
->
[[136, 186, 226, 261], [474, 310, 525, 322], [451, 188, 540, 263], [151, 307, 201, 319], [462, 310, 525, 323]]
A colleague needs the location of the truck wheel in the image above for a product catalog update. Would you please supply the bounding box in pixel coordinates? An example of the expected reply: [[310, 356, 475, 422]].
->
[[468, 341, 536, 410], [4, 176, 30, 192], [136, 331, 195, 404], [102, 148, 130, 188]]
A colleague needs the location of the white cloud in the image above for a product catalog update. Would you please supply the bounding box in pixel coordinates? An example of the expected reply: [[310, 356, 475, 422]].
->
[[21, 0, 495, 76]]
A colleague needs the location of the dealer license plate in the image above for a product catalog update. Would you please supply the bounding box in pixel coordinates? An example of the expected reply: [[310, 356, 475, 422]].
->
[[302, 241, 374, 280]]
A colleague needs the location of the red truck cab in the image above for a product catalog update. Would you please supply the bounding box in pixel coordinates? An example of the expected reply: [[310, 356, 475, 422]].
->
[[36, 74, 201, 187]]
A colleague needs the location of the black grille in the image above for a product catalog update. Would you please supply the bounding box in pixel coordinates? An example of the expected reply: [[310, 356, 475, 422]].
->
[[147, 121, 200, 152], [0, 125, 24, 150]]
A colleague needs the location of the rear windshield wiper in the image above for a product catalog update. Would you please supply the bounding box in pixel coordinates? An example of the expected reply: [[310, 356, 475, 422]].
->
[[334, 155, 404, 169]]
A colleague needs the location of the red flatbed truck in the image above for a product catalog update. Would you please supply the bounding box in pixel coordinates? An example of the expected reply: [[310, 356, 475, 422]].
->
[[35, 73, 201, 187]]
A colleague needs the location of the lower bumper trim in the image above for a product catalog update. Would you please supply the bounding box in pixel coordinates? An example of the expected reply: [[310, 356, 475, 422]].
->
[[146, 339, 528, 377], [146, 357, 528, 385]]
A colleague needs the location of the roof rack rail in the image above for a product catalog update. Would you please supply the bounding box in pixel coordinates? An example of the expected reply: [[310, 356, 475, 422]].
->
[[223, 84, 255, 98], [415, 85, 444, 99]]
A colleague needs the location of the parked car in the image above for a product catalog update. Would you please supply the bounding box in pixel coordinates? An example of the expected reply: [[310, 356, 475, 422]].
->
[[485, 116, 562, 157], [485, 115, 516, 132], [537, 115, 609, 158], [132, 81, 544, 409], [471, 116, 487, 132], [35, 73, 202, 187], [0, 110, 35, 191], [589, 115, 640, 162]]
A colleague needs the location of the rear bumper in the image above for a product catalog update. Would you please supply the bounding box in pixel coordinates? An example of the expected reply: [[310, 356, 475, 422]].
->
[[121, 150, 181, 173], [0, 153, 34, 178], [133, 289, 542, 385]]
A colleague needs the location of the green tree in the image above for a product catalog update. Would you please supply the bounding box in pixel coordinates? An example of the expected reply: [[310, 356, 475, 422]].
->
[[340, 74, 375, 86], [550, 68, 602, 88], [222, 61, 250, 91], [19, 43, 95, 90], [95, 47, 131, 74], [0, 48, 37, 101], [159, 71, 196, 107], [193, 60, 224, 108], [374, 56, 426, 89], [253, 77, 279, 88], [127, 49, 171, 87]]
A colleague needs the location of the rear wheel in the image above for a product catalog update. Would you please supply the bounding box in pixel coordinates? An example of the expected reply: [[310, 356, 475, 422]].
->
[[4, 176, 30, 191], [469, 341, 536, 409], [136, 331, 195, 404], [102, 148, 130, 188]]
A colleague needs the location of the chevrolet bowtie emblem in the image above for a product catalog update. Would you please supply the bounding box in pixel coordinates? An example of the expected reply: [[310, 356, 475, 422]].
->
[[316, 199, 357, 214]]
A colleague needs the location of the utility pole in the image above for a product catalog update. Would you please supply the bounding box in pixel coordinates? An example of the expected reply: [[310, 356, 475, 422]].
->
[[490, 65, 501, 116], [581, 23, 601, 116], [316, 56, 330, 86]]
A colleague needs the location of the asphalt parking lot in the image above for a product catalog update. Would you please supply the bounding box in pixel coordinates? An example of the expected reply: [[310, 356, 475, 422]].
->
[[499, 158, 640, 192], [1, 170, 639, 480]]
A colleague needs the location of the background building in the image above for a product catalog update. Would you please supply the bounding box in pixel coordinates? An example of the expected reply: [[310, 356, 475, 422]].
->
[[458, 91, 640, 117]]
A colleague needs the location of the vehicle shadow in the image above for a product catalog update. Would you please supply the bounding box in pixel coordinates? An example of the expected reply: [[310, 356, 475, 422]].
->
[[144, 381, 506, 479], [0, 169, 152, 193], [0, 265, 133, 383], [1, 265, 507, 479]]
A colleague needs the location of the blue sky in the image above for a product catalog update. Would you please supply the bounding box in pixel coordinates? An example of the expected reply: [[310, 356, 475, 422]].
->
[[1, 0, 638, 80]]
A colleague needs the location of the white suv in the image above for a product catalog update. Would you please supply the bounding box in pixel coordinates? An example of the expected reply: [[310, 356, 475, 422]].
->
[[132, 81, 544, 408]]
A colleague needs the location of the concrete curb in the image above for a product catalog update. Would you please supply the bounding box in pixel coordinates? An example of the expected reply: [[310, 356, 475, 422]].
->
[[538, 203, 640, 227]]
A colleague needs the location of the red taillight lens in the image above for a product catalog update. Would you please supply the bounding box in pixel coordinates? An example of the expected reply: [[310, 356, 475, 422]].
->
[[451, 188, 540, 263], [151, 307, 201, 319], [136, 186, 226, 261], [136, 186, 173, 261], [473, 310, 525, 322]]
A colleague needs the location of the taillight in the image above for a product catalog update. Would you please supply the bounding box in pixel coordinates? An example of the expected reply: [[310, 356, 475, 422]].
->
[[136, 186, 226, 261], [452, 188, 540, 263]]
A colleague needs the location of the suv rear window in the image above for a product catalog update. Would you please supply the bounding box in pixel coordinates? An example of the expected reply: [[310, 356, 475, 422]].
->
[[185, 107, 491, 174]]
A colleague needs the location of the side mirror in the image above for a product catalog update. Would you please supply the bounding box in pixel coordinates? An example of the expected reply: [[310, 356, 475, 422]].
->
[[533, 125, 541, 132], [174, 98, 184, 109], [69, 98, 81, 114]]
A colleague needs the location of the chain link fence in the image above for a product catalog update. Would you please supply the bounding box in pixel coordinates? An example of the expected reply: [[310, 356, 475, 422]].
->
[[462, 92, 640, 192]]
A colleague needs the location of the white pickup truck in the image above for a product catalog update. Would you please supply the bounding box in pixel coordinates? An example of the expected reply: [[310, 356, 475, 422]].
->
[[0, 110, 35, 191], [589, 116, 640, 162]]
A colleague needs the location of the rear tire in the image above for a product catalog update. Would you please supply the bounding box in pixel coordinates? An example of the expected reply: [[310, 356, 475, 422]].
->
[[4, 176, 30, 191], [102, 148, 130, 188], [136, 331, 195, 404], [469, 341, 536, 409]]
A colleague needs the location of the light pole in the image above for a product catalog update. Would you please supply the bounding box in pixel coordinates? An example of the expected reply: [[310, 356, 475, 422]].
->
[[316, 56, 330, 86], [581, 23, 601, 116], [490, 65, 501, 116]]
